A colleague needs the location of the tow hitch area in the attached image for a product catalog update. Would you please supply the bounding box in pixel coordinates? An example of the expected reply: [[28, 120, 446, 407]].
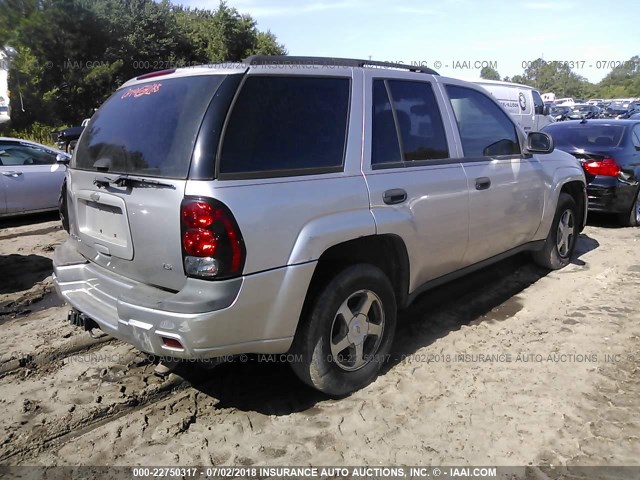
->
[[68, 309, 99, 332]]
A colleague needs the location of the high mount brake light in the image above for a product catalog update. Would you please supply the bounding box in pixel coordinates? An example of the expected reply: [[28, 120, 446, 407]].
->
[[136, 69, 176, 80], [180, 198, 245, 279]]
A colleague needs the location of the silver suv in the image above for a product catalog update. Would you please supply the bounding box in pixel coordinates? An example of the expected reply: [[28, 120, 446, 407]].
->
[[53, 56, 587, 396]]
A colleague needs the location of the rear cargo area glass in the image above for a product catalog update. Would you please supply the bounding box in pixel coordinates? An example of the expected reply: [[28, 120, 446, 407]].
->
[[74, 75, 226, 178]]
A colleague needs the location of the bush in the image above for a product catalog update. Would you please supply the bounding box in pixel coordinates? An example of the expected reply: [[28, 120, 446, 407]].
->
[[2, 121, 67, 148]]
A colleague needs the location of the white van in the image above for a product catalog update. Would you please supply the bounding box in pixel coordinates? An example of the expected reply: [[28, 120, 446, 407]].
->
[[0, 51, 9, 124], [0, 104, 9, 124], [474, 80, 553, 133]]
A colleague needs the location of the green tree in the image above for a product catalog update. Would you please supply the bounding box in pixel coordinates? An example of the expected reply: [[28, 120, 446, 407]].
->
[[595, 55, 640, 98], [510, 58, 591, 97], [480, 66, 500, 81], [509, 55, 640, 99], [4, 0, 287, 129]]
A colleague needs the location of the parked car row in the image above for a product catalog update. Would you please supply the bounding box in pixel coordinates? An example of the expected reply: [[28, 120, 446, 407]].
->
[[545, 98, 640, 121]]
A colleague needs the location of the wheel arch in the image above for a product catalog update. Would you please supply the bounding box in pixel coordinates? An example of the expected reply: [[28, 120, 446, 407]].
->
[[560, 180, 587, 232], [535, 169, 587, 238], [299, 234, 411, 328]]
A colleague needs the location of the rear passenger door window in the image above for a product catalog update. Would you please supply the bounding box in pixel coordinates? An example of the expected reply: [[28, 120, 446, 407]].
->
[[371, 79, 449, 168], [371, 80, 402, 166], [219, 76, 350, 178], [446, 85, 521, 157]]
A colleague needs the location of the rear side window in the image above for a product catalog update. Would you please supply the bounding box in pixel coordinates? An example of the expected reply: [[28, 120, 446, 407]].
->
[[219, 76, 350, 177], [371, 79, 449, 167], [74, 75, 226, 178], [387, 81, 449, 161], [446, 85, 521, 157]]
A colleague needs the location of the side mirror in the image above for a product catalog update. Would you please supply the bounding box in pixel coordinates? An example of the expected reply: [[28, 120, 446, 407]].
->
[[543, 105, 550, 116], [56, 153, 71, 164], [526, 131, 554, 154]]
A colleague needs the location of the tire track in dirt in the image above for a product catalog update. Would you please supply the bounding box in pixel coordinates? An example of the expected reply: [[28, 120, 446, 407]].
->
[[1, 374, 188, 463], [0, 338, 191, 463], [0, 333, 115, 378]]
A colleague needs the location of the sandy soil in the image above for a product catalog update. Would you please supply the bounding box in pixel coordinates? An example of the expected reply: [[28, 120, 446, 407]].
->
[[0, 212, 638, 470]]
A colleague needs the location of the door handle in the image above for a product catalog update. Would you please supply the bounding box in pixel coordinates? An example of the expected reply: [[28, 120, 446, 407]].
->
[[475, 177, 491, 190], [1, 171, 23, 177], [383, 188, 407, 205]]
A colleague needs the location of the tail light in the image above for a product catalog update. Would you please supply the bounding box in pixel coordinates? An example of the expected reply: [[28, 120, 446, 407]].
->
[[180, 197, 245, 279], [582, 158, 621, 177]]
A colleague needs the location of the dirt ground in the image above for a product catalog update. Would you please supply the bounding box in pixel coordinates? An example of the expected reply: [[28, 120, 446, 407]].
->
[[0, 212, 638, 469]]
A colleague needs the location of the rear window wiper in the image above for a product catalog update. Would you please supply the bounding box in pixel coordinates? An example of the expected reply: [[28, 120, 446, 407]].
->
[[94, 175, 176, 189]]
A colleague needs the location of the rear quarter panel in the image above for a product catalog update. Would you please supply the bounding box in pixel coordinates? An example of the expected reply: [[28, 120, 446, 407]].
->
[[185, 175, 375, 274]]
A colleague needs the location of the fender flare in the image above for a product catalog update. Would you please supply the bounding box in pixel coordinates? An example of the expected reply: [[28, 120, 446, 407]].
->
[[534, 167, 586, 240], [287, 209, 377, 265]]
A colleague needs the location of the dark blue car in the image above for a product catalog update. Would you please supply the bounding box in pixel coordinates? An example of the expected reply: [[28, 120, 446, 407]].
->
[[542, 119, 640, 226]]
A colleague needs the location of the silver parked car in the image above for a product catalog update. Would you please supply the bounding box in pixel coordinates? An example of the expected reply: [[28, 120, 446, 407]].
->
[[53, 56, 587, 396], [0, 137, 69, 217]]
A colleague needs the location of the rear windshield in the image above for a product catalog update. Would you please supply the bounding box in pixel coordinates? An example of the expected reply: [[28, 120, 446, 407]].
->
[[543, 124, 625, 148], [74, 75, 226, 178]]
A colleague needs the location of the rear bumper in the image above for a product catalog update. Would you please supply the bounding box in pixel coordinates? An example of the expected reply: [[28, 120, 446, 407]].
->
[[53, 239, 316, 359], [587, 178, 637, 214]]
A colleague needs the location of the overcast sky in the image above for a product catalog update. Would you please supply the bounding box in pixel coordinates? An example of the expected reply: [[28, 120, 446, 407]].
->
[[178, 0, 639, 83]]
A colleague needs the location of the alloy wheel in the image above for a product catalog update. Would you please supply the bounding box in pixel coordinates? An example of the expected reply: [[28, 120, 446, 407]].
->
[[556, 209, 575, 257], [329, 289, 385, 372]]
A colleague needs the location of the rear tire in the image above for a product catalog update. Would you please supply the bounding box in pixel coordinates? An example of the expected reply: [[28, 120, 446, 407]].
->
[[289, 264, 396, 397], [533, 193, 578, 270], [618, 187, 640, 227]]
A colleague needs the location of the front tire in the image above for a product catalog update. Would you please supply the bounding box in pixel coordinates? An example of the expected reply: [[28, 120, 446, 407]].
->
[[533, 193, 578, 270], [289, 264, 397, 397]]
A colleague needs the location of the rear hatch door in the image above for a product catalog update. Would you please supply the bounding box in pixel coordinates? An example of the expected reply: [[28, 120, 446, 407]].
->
[[70, 73, 232, 291]]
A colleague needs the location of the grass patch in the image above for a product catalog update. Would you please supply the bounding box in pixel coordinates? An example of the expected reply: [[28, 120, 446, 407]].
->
[[1, 122, 68, 148]]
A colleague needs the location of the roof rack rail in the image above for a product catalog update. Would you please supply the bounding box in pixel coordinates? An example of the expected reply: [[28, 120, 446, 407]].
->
[[243, 55, 439, 75]]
